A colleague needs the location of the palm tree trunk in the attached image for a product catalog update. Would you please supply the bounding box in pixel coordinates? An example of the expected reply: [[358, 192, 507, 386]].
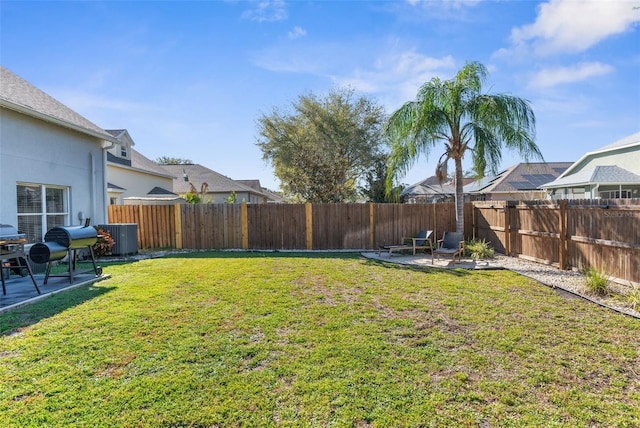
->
[[454, 157, 464, 234]]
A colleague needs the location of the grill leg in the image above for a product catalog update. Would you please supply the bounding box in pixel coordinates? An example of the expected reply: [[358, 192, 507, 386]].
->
[[0, 263, 6, 295], [44, 261, 53, 285], [68, 250, 75, 284], [20, 257, 40, 295]]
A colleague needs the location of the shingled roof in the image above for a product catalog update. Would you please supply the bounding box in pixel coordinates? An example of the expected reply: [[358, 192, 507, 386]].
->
[[0, 66, 115, 142], [161, 164, 264, 195], [541, 165, 640, 189], [465, 162, 573, 194]]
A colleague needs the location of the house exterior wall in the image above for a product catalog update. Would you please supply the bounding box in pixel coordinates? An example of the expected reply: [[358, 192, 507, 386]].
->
[[571, 146, 640, 175], [546, 145, 640, 200], [0, 108, 107, 229], [108, 164, 174, 204]]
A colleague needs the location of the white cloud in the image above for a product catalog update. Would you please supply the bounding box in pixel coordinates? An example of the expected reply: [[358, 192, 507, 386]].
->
[[331, 51, 456, 109], [252, 39, 456, 109], [288, 26, 306, 40], [241, 0, 288, 22], [508, 0, 640, 57], [528, 62, 614, 88]]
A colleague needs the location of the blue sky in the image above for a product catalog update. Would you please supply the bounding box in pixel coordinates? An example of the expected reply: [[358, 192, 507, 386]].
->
[[2, 0, 639, 191]]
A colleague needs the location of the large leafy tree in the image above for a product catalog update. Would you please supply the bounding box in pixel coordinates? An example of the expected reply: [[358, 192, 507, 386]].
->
[[385, 61, 543, 233], [359, 153, 404, 203], [257, 88, 386, 202]]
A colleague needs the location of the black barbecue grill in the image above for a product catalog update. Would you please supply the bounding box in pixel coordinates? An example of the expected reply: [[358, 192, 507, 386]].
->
[[29, 223, 103, 284], [0, 224, 40, 295]]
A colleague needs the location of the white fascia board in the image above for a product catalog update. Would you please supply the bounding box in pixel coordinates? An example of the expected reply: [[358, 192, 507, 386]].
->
[[1, 99, 118, 146]]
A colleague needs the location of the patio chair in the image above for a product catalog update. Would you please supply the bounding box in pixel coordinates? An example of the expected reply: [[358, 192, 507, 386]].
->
[[378, 230, 433, 256], [432, 231, 465, 264], [402, 229, 434, 255]]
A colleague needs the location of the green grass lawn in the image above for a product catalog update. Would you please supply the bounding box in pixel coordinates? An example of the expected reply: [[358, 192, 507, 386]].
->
[[1, 252, 638, 427]]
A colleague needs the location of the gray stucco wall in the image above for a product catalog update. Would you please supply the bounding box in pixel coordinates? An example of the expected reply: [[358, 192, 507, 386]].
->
[[575, 146, 640, 175], [0, 108, 108, 229]]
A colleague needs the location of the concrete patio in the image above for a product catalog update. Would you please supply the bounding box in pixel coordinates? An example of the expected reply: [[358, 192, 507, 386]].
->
[[361, 250, 504, 270], [0, 270, 109, 313]]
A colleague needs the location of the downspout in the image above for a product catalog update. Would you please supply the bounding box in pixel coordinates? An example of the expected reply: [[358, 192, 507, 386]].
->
[[101, 140, 115, 223], [90, 152, 95, 224]]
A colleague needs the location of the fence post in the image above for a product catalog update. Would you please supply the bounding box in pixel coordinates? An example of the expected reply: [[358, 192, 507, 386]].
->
[[369, 203, 375, 249], [174, 204, 182, 249], [137, 205, 145, 249], [504, 203, 511, 256], [559, 200, 568, 270], [306, 203, 313, 250], [241, 203, 248, 250], [472, 203, 477, 240]]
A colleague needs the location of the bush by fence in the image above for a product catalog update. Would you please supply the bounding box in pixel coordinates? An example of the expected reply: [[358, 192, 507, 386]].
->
[[108, 200, 639, 283]]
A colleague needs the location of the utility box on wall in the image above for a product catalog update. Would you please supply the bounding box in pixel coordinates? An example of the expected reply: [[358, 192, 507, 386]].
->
[[97, 223, 138, 256]]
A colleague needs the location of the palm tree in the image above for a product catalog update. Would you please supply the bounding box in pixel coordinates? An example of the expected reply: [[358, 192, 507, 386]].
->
[[385, 61, 543, 233]]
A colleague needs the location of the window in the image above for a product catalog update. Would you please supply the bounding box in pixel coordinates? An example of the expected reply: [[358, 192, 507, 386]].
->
[[599, 189, 631, 199], [110, 197, 118, 205], [120, 143, 128, 158], [17, 183, 69, 243]]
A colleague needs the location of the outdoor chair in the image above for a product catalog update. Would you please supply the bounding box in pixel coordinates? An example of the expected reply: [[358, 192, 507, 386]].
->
[[378, 230, 433, 256], [432, 231, 465, 264]]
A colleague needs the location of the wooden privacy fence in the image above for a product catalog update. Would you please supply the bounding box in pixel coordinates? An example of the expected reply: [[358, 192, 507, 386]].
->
[[107, 199, 638, 283], [108, 203, 461, 251], [473, 199, 640, 283]]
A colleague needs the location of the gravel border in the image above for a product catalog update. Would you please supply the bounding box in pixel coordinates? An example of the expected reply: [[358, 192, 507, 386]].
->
[[493, 254, 640, 319]]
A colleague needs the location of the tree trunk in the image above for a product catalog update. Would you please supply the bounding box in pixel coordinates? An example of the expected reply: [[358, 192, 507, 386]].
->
[[454, 157, 464, 234]]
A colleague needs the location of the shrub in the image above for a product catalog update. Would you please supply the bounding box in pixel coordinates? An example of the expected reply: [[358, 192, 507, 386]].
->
[[583, 267, 609, 296], [465, 239, 495, 261], [93, 228, 115, 257], [628, 283, 640, 311]]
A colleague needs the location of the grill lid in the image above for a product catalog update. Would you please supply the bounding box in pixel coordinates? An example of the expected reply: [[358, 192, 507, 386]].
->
[[0, 224, 26, 242]]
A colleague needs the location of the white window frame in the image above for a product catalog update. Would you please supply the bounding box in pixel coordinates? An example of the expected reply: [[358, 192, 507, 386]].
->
[[16, 183, 70, 242], [599, 189, 632, 199]]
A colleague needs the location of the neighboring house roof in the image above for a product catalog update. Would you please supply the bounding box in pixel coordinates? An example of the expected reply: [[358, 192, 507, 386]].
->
[[107, 147, 175, 179], [147, 186, 177, 196], [540, 132, 640, 189], [402, 181, 455, 198], [0, 66, 116, 143], [107, 182, 126, 191], [589, 131, 640, 153], [106, 129, 128, 140], [161, 164, 264, 195], [130, 149, 175, 178], [237, 180, 262, 191], [237, 179, 287, 203], [556, 131, 640, 179], [465, 162, 573, 194], [402, 176, 474, 198], [541, 165, 640, 189]]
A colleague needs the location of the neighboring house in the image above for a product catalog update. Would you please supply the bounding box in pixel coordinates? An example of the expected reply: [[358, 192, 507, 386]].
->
[[0, 66, 117, 242], [402, 175, 456, 203], [105, 129, 183, 205], [464, 162, 573, 201], [540, 132, 640, 200], [236, 179, 287, 203], [162, 164, 271, 203]]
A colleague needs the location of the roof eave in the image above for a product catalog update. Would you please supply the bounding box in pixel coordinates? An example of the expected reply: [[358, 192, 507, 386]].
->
[[1, 98, 117, 146]]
